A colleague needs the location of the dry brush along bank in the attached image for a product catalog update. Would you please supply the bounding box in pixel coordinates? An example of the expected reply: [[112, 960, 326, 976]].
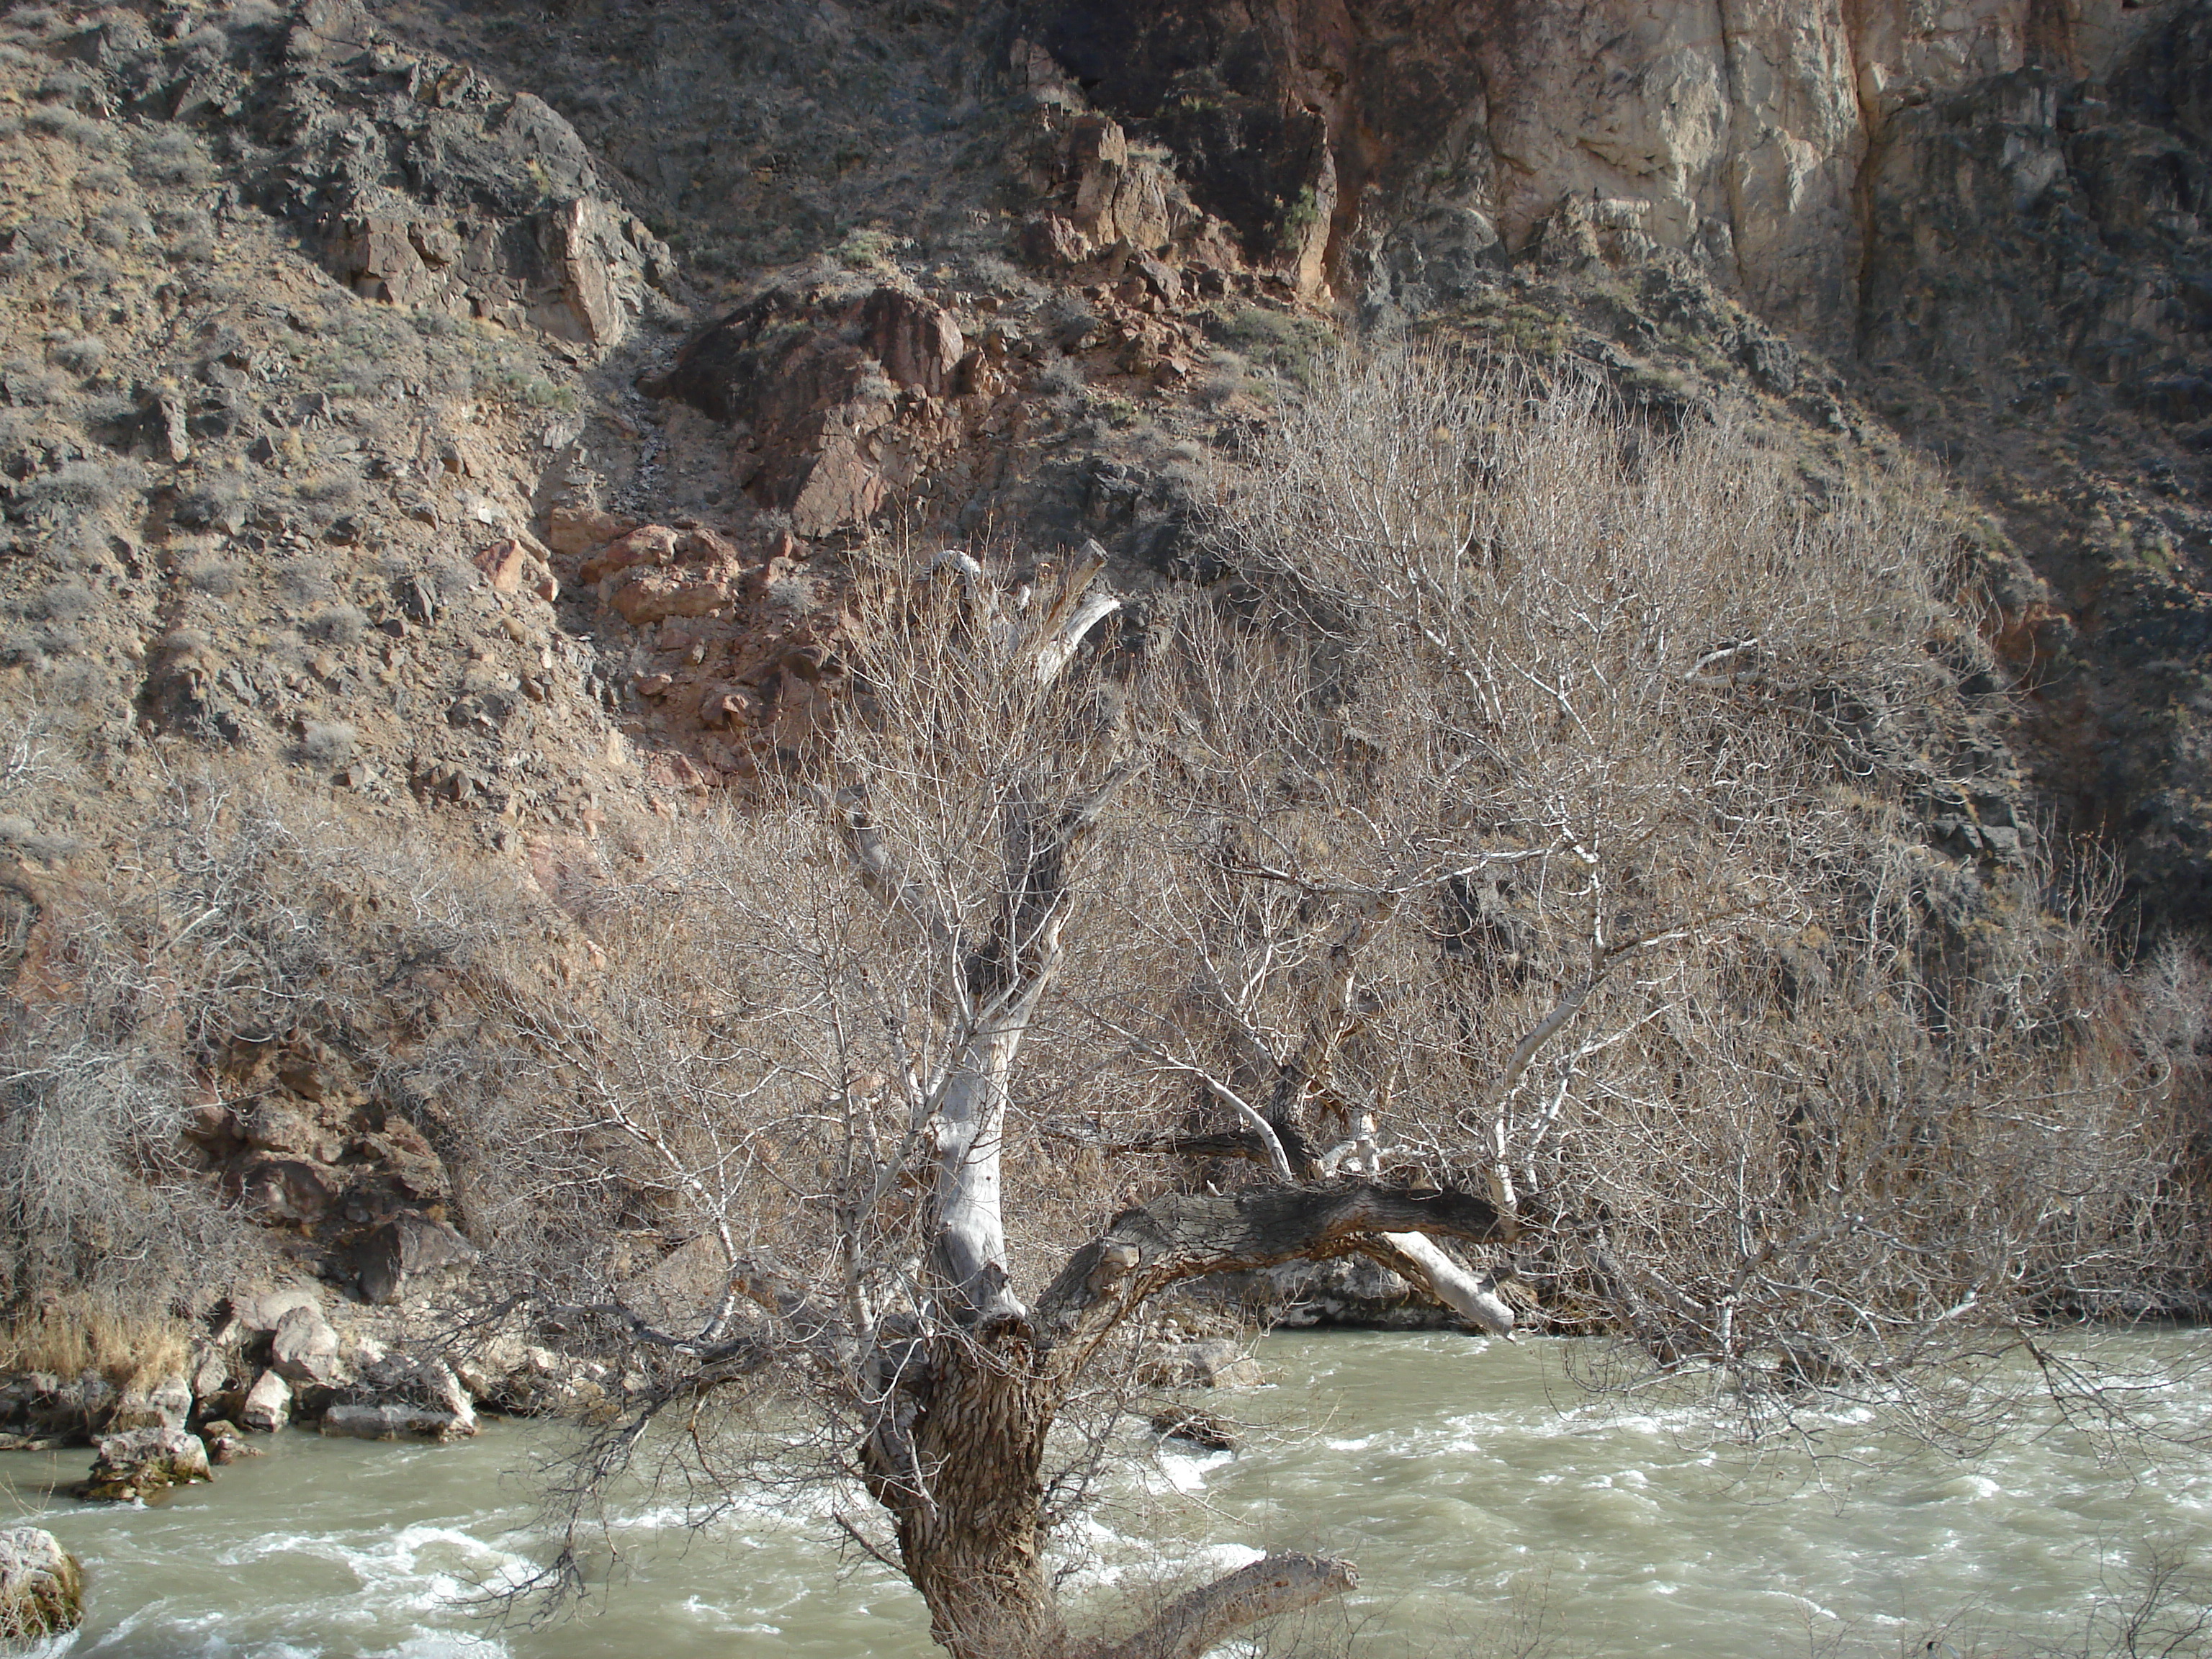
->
[[0, 1, 2204, 1654]]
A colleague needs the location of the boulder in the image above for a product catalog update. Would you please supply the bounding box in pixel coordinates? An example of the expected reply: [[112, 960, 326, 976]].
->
[[269, 1304, 347, 1389], [0, 1527, 83, 1642], [22, 1372, 114, 1440], [240, 1286, 325, 1335], [862, 287, 965, 397], [107, 1374, 192, 1433], [239, 1367, 292, 1431], [81, 1426, 212, 1502], [1150, 1404, 1240, 1451], [354, 1213, 480, 1307], [321, 1401, 476, 1442], [235, 1156, 335, 1224], [547, 505, 639, 559], [189, 1345, 236, 1410], [197, 1419, 259, 1465], [473, 539, 531, 593], [1136, 1339, 1264, 1390]]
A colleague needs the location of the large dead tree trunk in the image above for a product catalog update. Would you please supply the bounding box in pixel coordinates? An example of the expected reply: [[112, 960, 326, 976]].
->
[[861, 1178, 1512, 1659]]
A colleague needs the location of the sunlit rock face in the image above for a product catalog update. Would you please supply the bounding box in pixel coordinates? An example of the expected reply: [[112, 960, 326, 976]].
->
[[1015, 0, 2190, 336]]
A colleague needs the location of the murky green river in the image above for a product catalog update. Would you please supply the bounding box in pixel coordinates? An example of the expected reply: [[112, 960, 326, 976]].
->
[[4, 1331, 2207, 1657]]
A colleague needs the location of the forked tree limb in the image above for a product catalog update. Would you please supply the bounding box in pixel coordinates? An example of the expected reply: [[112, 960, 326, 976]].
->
[[1035, 1181, 1513, 1370], [1078, 1552, 1358, 1659]]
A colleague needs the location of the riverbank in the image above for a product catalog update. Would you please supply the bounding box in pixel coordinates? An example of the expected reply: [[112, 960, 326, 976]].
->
[[2, 1330, 2206, 1658]]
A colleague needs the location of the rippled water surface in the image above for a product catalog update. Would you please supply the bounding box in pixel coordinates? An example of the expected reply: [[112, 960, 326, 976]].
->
[[2, 1330, 2206, 1657]]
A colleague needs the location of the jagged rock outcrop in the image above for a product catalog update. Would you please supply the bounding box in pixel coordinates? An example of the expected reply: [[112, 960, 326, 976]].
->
[[1013, 1, 2182, 334], [86, 0, 673, 351]]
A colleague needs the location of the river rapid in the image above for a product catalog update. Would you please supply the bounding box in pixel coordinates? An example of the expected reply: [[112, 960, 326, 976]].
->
[[2, 1330, 2206, 1658]]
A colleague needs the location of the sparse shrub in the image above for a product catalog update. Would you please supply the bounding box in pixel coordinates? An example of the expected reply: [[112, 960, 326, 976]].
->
[[430, 556, 480, 597], [300, 721, 356, 767], [156, 207, 217, 264], [1197, 351, 1246, 409], [42, 657, 103, 706], [184, 556, 240, 595], [294, 468, 359, 508], [130, 127, 212, 188], [278, 557, 334, 603], [84, 202, 153, 252], [966, 252, 1046, 305], [1, 356, 63, 405], [24, 104, 113, 153], [48, 334, 105, 376], [34, 580, 95, 621], [306, 604, 367, 647], [33, 65, 97, 107], [22, 459, 121, 513], [833, 225, 907, 272], [1044, 291, 1098, 349], [1035, 355, 1085, 405], [173, 472, 249, 531], [0, 215, 73, 277]]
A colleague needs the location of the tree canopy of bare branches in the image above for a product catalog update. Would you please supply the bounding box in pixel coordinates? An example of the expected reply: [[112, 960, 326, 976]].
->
[[467, 352, 2206, 1658]]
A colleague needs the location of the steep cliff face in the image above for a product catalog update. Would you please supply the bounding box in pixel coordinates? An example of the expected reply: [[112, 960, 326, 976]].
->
[[4, 0, 2203, 930], [998, 0, 2212, 927], [1015, 1, 2174, 331]]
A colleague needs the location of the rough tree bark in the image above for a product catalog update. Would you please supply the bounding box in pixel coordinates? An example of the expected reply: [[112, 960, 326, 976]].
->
[[860, 1180, 1513, 1659]]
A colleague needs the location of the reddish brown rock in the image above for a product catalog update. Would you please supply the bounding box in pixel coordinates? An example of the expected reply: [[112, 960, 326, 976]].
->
[[1021, 211, 1093, 266], [547, 505, 640, 559], [863, 288, 966, 397], [580, 525, 680, 584], [473, 540, 530, 593], [605, 570, 739, 626]]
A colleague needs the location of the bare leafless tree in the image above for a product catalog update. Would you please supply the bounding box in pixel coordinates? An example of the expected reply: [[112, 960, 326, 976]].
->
[[469, 352, 2205, 1658], [476, 549, 1516, 1658]]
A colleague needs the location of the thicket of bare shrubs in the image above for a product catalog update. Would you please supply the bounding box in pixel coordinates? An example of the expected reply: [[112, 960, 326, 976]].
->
[[0, 759, 522, 1369], [449, 351, 2206, 1652], [1192, 349, 2208, 1414], [0, 346, 2200, 1653]]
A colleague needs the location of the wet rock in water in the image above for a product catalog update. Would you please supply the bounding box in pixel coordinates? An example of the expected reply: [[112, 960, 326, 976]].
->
[[240, 1368, 292, 1432], [1150, 1404, 1240, 1451], [1230, 1255, 1471, 1330], [340, 1354, 479, 1442], [0, 1527, 83, 1642], [81, 1426, 212, 1502], [321, 1401, 476, 1442], [1136, 1338, 1264, 1390], [197, 1420, 260, 1464]]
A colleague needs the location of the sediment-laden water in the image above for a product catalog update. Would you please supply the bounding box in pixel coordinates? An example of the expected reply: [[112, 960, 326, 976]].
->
[[2, 1330, 2205, 1658]]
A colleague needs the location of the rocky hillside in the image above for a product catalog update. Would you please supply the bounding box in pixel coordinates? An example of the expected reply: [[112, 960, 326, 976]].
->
[[0, 0, 2203, 1396]]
